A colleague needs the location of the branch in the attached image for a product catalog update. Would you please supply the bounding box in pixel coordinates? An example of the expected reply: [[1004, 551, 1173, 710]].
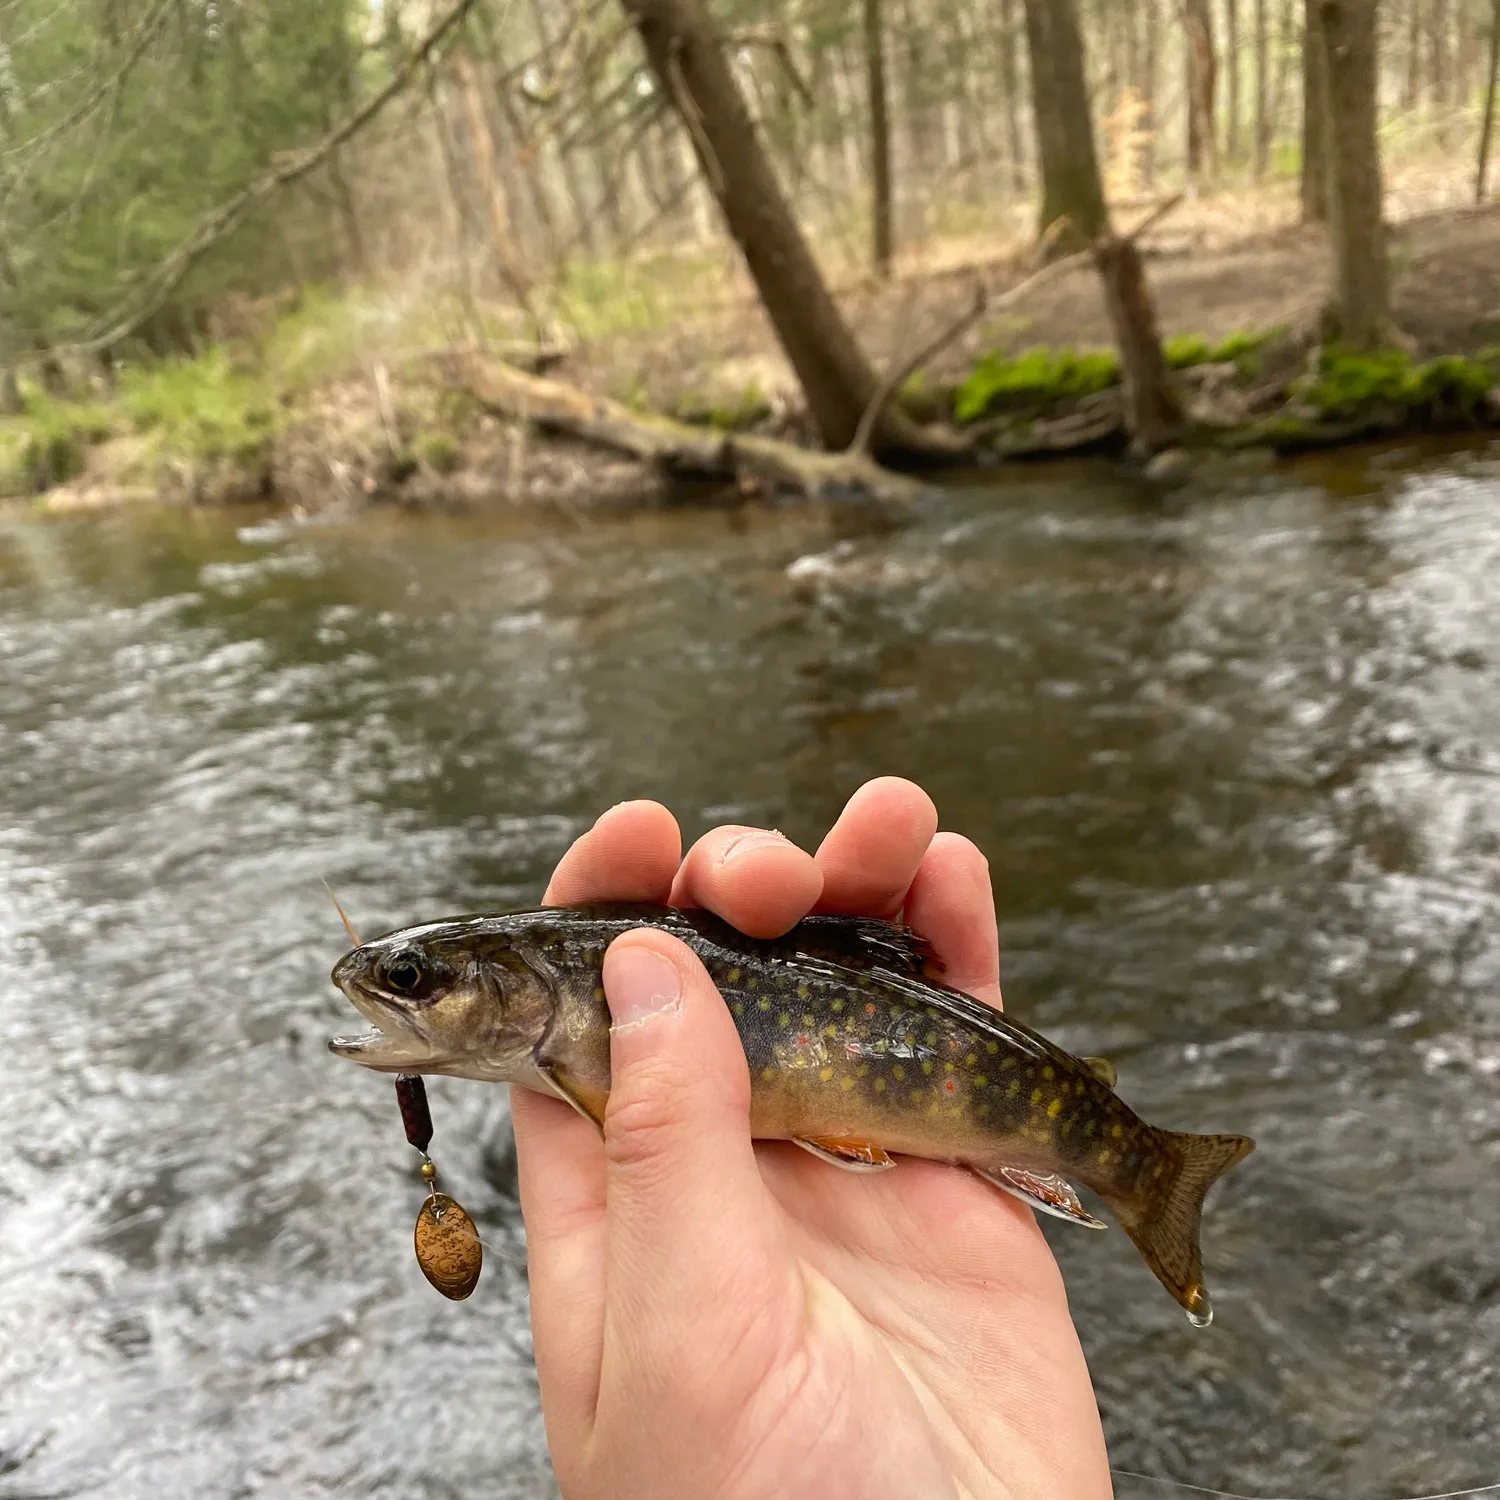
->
[[1122, 191, 1186, 244], [65, 0, 483, 353], [849, 281, 988, 457], [725, 25, 814, 107]]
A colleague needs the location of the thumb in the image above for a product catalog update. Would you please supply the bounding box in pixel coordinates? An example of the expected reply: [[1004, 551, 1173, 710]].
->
[[598, 929, 785, 1352]]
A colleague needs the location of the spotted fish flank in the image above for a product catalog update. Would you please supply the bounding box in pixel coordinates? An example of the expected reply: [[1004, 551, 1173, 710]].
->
[[328, 903, 1254, 1324]]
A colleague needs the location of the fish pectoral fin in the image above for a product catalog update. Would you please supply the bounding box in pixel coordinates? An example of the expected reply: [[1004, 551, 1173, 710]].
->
[[1081, 1055, 1117, 1088], [537, 1066, 606, 1134], [973, 1165, 1108, 1229], [793, 1136, 897, 1173]]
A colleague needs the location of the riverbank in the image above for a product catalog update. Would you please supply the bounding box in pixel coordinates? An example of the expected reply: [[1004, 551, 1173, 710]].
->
[[9, 187, 1500, 515]]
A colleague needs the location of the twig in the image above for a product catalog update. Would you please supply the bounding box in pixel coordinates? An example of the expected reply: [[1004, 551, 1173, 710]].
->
[[372, 363, 400, 456], [725, 25, 815, 107], [1122, 191, 1187, 244], [665, 35, 724, 195], [63, 0, 484, 354], [849, 281, 988, 457]]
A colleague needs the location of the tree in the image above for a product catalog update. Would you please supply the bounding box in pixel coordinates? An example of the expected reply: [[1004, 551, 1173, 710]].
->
[[1021, 0, 1108, 254], [864, 0, 895, 275], [1019, 0, 1182, 452], [1302, 0, 1331, 221], [1318, 0, 1390, 348], [1181, 0, 1219, 178], [618, 0, 932, 456], [1479, 0, 1500, 202]]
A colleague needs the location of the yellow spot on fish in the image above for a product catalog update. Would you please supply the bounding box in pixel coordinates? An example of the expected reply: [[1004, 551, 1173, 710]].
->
[[1000, 1056, 1016, 1070], [976, 1104, 990, 1119], [731, 1001, 744, 1017], [726, 967, 741, 983], [803, 1013, 815, 1027], [758, 998, 771, 1012], [925, 1031, 938, 1047], [874, 1078, 886, 1093], [965, 1053, 977, 1066], [1042, 1066, 1054, 1081], [594, 985, 606, 1003], [875, 1038, 889, 1053], [824, 1024, 838, 1039], [1030, 1088, 1044, 1105], [893, 1065, 907, 1082], [986, 1040, 999, 1055], [1047, 1098, 1062, 1119], [1008, 1081, 1021, 1097], [903, 1033, 916, 1048], [974, 1075, 987, 1088], [1111, 1124, 1124, 1138], [746, 977, 758, 991], [778, 1012, 791, 1029], [910, 1091, 923, 1106], [1098, 1149, 1113, 1166], [890, 1006, 903, 1019], [797, 982, 810, 999], [819, 1066, 833, 1082], [761, 1066, 776, 1081], [944, 1061, 955, 1073], [839, 1076, 856, 1091], [831, 998, 844, 1013], [856, 1064, 869, 1077], [921, 1060, 934, 1075]]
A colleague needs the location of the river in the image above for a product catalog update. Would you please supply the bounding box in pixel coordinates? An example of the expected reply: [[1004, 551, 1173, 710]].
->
[[2, 447, 1499, 1499]]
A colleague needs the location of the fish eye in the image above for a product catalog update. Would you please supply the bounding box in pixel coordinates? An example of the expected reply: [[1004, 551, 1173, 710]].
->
[[385, 956, 424, 993]]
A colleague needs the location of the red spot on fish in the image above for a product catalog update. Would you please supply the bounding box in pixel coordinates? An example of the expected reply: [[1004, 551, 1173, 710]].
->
[[864, 1003, 876, 1015], [795, 1034, 808, 1047], [943, 1078, 957, 1094]]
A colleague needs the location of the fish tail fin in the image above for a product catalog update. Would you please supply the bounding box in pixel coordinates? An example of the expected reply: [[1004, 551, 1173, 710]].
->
[[1105, 1130, 1254, 1326]]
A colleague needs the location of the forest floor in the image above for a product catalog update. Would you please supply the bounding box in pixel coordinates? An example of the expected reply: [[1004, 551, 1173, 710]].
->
[[11, 165, 1500, 516]]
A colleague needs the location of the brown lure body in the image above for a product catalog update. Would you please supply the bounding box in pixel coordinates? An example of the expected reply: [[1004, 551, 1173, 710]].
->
[[330, 904, 1253, 1324]]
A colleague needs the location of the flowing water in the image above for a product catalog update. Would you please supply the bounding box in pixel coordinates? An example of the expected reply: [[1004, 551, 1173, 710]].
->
[[3, 446, 1500, 1500]]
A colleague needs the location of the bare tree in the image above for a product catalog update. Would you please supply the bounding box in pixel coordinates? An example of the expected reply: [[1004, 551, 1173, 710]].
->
[[1302, 0, 1330, 221], [1479, 0, 1500, 201], [865, 0, 894, 275]]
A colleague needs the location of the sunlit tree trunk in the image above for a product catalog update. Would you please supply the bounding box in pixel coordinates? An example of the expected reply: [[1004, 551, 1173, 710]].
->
[[1021, 0, 1108, 253], [998, 0, 1028, 195], [1226, 0, 1242, 161], [1254, 0, 1270, 175], [1478, 0, 1500, 201], [1319, 0, 1389, 349], [865, 0, 894, 274]]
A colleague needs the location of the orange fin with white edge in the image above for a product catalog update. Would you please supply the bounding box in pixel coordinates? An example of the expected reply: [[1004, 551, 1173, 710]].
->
[[793, 1136, 896, 1172], [972, 1165, 1108, 1229]]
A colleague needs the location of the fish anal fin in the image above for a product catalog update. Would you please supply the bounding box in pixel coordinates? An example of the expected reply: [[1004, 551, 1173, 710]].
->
[[1081, 1055, 1117, 1088], [537, 1066, 606, 1134], [973, 1165, 1107, 1229], [793, 1136, 897, 1173]]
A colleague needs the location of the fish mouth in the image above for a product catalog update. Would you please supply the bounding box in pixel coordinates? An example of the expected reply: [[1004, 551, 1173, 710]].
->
[[328, 975, 439, 1073]]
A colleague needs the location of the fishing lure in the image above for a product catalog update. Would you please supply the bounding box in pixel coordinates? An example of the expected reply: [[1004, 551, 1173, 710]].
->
[[395, 1072, 483, 1300]]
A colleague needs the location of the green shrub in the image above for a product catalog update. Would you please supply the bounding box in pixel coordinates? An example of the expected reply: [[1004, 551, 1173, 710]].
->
[[418, 432, 461, 474], [953, 346, 1119, 422]]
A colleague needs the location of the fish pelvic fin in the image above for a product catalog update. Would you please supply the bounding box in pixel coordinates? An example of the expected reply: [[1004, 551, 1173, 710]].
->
[[1108, 1130, 1255, 1327], [793, 1136, 897, 1172], [973, 1165, 1107, 1229]]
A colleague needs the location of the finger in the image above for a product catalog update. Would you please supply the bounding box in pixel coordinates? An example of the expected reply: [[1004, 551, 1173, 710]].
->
[[543, 800, 681, 906], [813, 776, 939, 916], [510, 1086, 607, 1434], [668, 826, 823, 938], [598, 930, 789, 1371], [902, 832, 1002, 1008]]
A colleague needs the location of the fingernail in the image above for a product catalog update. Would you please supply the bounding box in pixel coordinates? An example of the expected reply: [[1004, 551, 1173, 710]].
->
[[718, 829, 789, 867], [606, 945, 683, 1032]]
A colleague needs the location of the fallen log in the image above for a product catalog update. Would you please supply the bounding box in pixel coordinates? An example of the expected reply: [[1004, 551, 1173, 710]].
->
[[451, 351, 927, 508]]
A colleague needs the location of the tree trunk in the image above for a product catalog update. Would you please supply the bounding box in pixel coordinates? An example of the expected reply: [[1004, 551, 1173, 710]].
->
[[1143, 0, 1160, 184], [864, 0, 894, 275], [1182, 0, 1219, 178], [619, 0, 930, 455], [1432, 0, 1450, 105], [1403, 0, 1423, 113], [1226, 0, 1243, 161], [1302, 0, 1331, 220], [1019, 0, 1181, 453], [452, 50, 534, 313], [1021, 0, 1108, 254], [998, 0, 1028, 195], [1254, 0, 1270, 175], [1319, 0, 1389, 349], [1478, 0, 1500, 201], [1095, 235, 1184, 453]]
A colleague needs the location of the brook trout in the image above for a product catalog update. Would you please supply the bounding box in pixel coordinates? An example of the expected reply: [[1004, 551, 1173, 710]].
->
[[328, 903, 1253, 1324]]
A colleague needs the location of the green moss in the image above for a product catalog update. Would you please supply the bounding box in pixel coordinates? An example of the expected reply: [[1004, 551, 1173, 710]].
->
[[117, 348, 275, 464], [953, 346, 1119, 423], [1164, 335, 1212, 369], [1303, 349, 1494, 422], [0, 392, 113, 493], [418, 432, 461, 474]]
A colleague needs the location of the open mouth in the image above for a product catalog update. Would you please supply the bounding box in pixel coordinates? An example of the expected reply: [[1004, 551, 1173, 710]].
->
[[327, 985, 435, 1071]]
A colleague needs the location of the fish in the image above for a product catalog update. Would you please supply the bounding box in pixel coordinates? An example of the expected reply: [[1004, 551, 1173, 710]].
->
[[328, 903, 1254, 1325]]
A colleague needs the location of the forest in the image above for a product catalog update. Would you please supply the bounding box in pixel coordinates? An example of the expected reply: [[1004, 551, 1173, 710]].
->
[[3, 0, 1500, 510]]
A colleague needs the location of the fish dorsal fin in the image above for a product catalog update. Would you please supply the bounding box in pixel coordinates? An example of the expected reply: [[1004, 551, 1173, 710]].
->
[[788, 914, 940, 979], [1081, 1055, 1117, 1088], [972, 1165, 1108, 1229], [794, 1136, 897, 1172]]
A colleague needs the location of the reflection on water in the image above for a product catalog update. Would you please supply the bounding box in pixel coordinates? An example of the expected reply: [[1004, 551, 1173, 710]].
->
[[3, 446, 1500, 1498]]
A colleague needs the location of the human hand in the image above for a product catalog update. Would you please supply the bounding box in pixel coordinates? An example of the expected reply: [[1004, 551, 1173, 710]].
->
[[511, 777, 1112, 1500]]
